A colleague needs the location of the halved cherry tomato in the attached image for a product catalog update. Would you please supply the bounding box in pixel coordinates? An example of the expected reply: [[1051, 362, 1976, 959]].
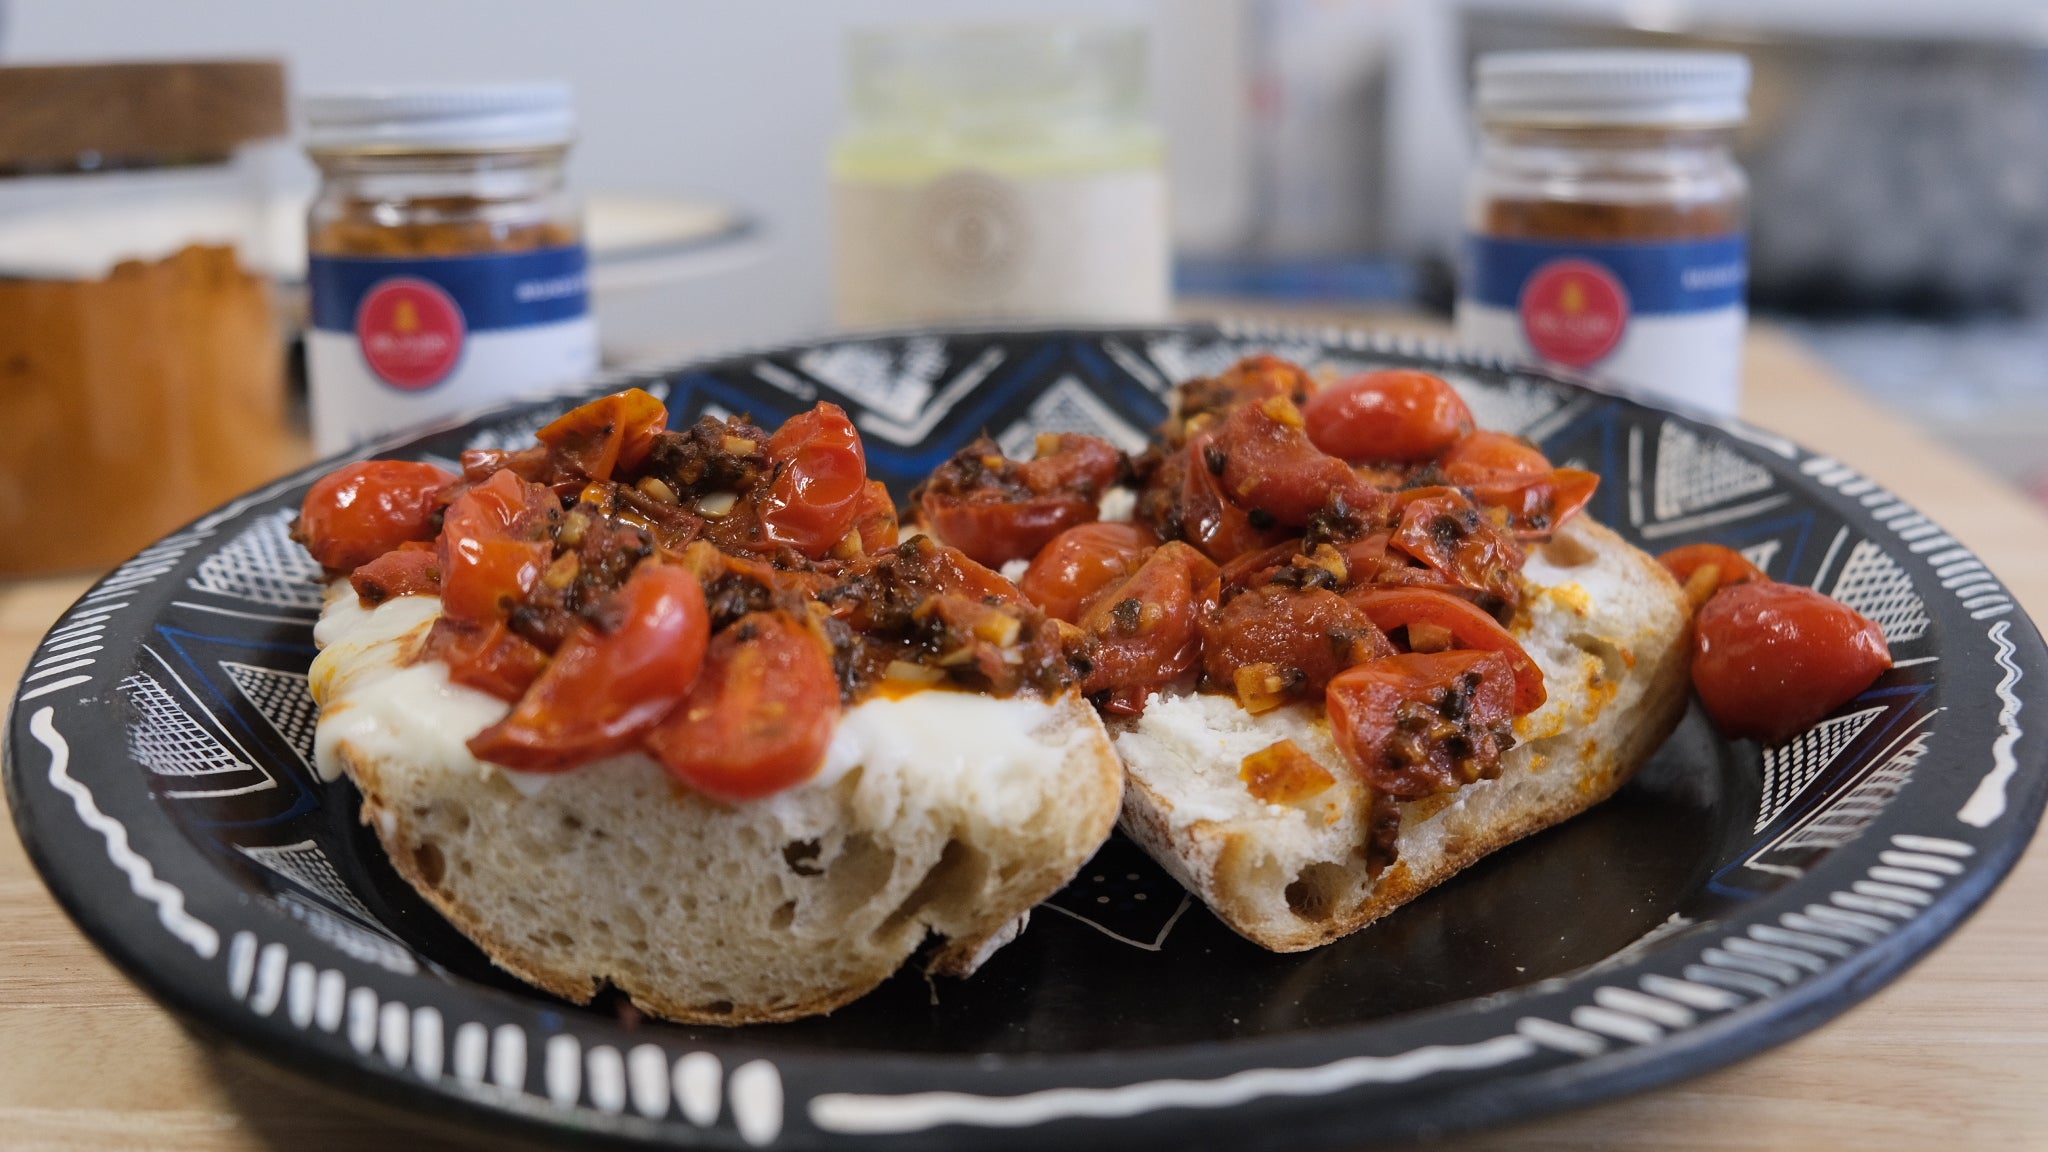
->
[[349, 541, 439, 605], [648, 611, 841, 801], [1216, 539, 1308, 592], [1077, 542, 1219, 713], [1179, 432, 1293, 563], [1215, 397, 1371, 527], [298, 459, 455, 572], [1303, 369, 1473, 462], [760, 402, 869, 559], [436, 469, 560, 624], [1019, 521, 1156, 623], [916, 434, 1121, 569], [534, 388, 669, 481], [1347, 587, 1546, 713], [1658, 543, 1766, 598], [1439, 431, 1596, 537], [1201, 585, 1394, 698], [1693, 582, 1891, 744], [1440, 430, 1551, 483], [466, 564, 710, 771], [848, 480, 900, 553], [1390, 487, 1523, 608], [1327, 650, 1519, 799], [920, 492, 1095, 569], [420, 617, 550, 701]]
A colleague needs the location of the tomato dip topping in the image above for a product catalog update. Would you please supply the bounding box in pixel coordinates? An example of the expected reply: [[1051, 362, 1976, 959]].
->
[[295, 388, 1081, 799]]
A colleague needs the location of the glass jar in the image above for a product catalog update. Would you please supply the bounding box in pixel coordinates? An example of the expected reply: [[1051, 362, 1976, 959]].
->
[[0, 60, 290, 574], [833, 23, 1170, 327], [1456, 51, 1751, 414], [303, 86, 597, 453]]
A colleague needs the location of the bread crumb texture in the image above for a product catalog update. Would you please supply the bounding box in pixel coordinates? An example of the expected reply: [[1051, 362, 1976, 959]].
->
[[312, 586, 1122, 1024], [1116, 516, 1692, 952]]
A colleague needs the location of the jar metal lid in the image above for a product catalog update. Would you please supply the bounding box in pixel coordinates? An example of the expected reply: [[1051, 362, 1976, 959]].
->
[[302, 84, 575, 153], [1475, 50, 1749, 127]]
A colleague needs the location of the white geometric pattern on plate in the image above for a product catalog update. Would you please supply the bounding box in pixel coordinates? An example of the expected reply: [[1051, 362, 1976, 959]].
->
[[1830, 540, 1931, 644], [221, 662, 318, 770], [1654, 421, 1775, 522], [186, 511, 324, 611], [1756, 706, 1887, 834], [237, 839, 384, 926], [274, 892, 418, 976], [997, 375, 1151, 458], [120, 672, 249, 777], [797, 336, 947, 425]]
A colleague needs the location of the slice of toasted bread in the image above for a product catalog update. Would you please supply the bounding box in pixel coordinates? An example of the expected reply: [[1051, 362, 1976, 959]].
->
[[309, 590, 1123, 1024], [1114, 516, 1691, 952]]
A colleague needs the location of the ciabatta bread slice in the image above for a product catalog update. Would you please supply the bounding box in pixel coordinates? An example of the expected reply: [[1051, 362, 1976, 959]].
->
[[1115, 516, 1691, 952], [309, 589, 1123, 1024]]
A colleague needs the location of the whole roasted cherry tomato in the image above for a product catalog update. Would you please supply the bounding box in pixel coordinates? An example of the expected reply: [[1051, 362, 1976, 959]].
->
[[648, 611, 841, 801], [1076, 542, 1219, 713], [1019, 521, 1156, 622], [920, 493, 1096, 569], [1201, 585, 1394, 699], [1177, 432, 1293, 563], [298, 459, 455, 572], [760, 403, 869, 558], [534, 388, 669, 481], [1658, 543, 1766, 598], [1327, 650, 1519, 799], [1216, 397, 1373, 527], [1693, 582, 1891, 744], [1347, 587, 1546, 713], [1304, 370, 1473, 463], [436, 469, 560, 624], [466, 564, 711, 772]]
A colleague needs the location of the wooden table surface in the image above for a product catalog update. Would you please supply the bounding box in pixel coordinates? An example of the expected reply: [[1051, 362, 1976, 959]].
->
[[6, 324, 2048, 1151]]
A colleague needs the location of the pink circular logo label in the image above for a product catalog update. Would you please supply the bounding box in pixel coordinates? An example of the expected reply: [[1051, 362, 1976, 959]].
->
[[356, 277, 464, 390], [1520, 258, 1629, 368]]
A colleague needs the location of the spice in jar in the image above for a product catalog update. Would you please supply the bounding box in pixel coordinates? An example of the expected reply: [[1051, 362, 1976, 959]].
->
[[1456, 51, 1751, 414], [303, 85, 597, 453]]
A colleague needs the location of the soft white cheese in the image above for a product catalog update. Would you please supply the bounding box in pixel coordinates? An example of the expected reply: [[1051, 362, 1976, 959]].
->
[[311, 587, 1082, 813]]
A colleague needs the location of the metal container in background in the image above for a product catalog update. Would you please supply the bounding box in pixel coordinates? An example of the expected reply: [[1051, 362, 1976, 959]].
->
[[0, 60, 291, 574], [832, 24, 1170, 328]]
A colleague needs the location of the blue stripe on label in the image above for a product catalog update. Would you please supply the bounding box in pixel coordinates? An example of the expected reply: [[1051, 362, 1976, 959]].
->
[[1464, 234, 1746, 315], [308, 244, 590, 333]]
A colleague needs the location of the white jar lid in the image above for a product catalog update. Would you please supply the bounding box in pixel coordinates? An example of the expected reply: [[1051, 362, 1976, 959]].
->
[[302, 84, 575, 152], [1475, 50, 1748, 127]]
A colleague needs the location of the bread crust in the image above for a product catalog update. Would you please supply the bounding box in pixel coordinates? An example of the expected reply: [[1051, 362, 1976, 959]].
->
[[1116, 516, 1693, 952], [314, 597, 1123, 1026]]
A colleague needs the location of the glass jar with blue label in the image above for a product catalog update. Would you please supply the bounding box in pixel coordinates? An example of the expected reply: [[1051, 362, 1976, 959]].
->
[[303, 85, 597, 452], [1457, 52, 1750, 415]]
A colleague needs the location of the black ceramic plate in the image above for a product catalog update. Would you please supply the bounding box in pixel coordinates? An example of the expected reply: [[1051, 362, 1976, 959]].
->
[[10, 322, 2047, 1150]]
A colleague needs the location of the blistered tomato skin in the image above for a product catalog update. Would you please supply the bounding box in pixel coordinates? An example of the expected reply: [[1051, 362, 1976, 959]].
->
[[1658, 543, 1767, 597], [466, 564, 711, 772], [1693, 582, 1892, 744], [648, 611, 841, 801], [1019, 521, 1156, 623], [759, 403, 869, 559], [1304, 370, 1474, 463], [298, 460, 456, 572]]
